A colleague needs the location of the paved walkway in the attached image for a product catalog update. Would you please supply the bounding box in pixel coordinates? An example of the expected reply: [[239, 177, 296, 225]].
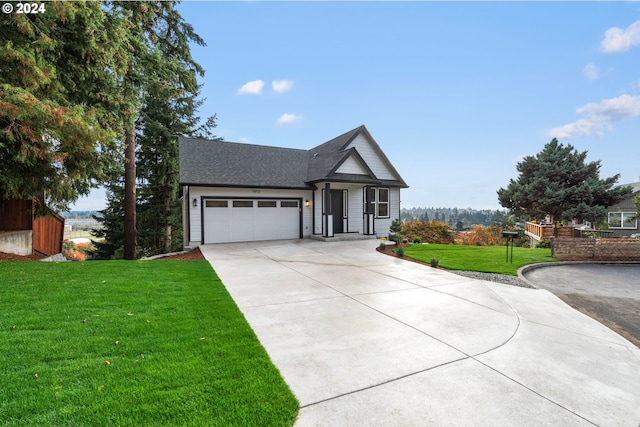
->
[[200, 239, 640, 426]]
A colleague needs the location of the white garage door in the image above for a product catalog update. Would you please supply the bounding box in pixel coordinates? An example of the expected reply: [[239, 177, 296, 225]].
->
[[203, 199, 300, 244]]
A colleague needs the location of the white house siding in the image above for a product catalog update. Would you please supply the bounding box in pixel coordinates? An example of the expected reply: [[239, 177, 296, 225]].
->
[[335, 155, 369, 175], [346, 134, 396, 180], [187, 186, 313, 245], [373, 187, 401, 238], [311, 183, 400, 237]]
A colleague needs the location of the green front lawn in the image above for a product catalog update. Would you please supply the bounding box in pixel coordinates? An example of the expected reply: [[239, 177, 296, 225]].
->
[[404, 244, 557, 275], [0, 260, 298, 426]]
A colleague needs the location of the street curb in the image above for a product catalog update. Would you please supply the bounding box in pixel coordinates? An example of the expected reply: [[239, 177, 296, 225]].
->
[[518, 260, 640, 289]]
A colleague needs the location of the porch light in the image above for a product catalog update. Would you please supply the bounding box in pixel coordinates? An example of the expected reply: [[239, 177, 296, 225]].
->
[[305, 200, 311, 207], [192, 198, 198, 207]]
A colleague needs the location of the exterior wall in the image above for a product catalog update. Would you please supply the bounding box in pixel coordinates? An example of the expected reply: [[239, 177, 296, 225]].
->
[[336, 156, 368, 175], [186, 186, 314, 245], [552, 237, 640, 261], [607, 192, 639, 238], [0, 230, 33, 256], [374, 187, 401, 238], [311, 183, 401, 237], [346, 134, 396, 180]]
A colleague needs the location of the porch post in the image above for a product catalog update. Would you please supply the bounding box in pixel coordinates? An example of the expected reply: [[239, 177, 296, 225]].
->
[[363, 186, 374, 235], [323, 182, 333, 238]]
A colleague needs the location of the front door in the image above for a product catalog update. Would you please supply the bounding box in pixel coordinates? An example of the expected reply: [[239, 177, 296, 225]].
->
[[331, 190, 344, 233]]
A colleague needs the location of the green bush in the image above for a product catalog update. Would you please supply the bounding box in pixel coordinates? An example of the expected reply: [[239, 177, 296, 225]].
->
[[393, 247, 405, 258], [379, 241, 387, 250], [536, 239, 551, 248], [412, 237, 422, 244]]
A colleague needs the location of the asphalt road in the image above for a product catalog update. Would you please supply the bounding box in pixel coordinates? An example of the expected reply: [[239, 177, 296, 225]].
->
[[523, 264, 640, 348]]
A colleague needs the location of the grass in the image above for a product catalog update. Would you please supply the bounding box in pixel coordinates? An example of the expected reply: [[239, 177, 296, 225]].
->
[[0, 260, 298, 426], [404, 244, 557, 276]]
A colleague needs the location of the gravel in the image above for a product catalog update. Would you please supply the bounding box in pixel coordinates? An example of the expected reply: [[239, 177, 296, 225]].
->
[[448, 270, 534, 288]]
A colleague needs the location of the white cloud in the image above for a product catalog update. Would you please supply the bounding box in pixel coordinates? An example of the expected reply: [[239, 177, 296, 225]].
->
[[272, 80, 293, 93], [550, 94, 640, 138], [601, 20, 640, 53], [583, 63, 600, 80], [276, 113, 302, 126], [237, 80, 265, 95]]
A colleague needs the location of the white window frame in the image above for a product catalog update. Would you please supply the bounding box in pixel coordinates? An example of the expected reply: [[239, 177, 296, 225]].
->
[[608, 212, 637, 229], [364, 187, 390, 218]]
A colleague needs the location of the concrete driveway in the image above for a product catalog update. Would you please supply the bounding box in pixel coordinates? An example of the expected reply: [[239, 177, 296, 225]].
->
[[200, 239, 640, 426]]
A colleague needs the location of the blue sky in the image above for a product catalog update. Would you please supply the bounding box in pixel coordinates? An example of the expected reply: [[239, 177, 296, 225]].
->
[[71, 1, 640, 211]]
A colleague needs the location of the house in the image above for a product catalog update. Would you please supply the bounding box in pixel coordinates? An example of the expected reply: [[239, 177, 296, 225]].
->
[[606, 182, 640, 237], [0, 197, 65, 256], [179, 125, 408, 246]]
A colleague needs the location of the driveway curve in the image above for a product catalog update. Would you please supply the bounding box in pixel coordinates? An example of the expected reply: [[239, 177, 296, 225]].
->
[[522, 263, 640, 348], [200, 239, 640, 426]]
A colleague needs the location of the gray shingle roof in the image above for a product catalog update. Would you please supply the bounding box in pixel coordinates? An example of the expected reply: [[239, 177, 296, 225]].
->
[[179, 138, 310, 188], [179, 125, 408, 188]]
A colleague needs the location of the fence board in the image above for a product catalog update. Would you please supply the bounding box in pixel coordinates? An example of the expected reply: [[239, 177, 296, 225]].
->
[[0, 199, 32, 230], [33, 210, 64, 256]]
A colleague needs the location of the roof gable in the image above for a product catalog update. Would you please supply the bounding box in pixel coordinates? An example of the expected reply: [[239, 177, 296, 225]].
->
[[334, 150, 373, 176]]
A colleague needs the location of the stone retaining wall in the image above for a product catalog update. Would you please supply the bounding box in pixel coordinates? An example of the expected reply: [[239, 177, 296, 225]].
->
[[551, 237, 640, 261]]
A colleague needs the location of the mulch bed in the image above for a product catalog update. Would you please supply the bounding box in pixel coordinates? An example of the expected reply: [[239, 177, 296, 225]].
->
[[154, 247, 205, 261], [0, 251, 47, 261]]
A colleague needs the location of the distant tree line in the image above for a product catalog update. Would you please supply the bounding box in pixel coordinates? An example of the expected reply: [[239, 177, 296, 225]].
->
[[400, 207, 515, 230]]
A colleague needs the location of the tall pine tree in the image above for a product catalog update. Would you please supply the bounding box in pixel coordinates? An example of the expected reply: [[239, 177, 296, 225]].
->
[[92, 1, 217, 259]]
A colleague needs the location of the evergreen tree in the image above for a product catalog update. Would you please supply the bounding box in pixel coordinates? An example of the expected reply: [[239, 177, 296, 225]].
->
[[0, 2, 133, 210], [94, 1, 216, 258], [90, 169, 126, 260], [497, 139, 632, 224]]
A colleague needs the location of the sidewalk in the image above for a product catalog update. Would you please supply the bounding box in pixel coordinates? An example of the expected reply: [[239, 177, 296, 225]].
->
[[200, 239, 640, 426]]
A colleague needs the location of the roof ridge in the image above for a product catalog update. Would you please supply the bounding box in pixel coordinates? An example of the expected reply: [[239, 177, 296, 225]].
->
[[178, 136, 307, 153]]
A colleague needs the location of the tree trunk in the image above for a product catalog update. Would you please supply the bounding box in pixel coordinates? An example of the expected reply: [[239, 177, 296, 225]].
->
[[164, 187, 171, 253], [123, 121, 137, 260]]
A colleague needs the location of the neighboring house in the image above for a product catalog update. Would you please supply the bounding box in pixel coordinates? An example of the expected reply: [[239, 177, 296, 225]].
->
[[606, 182, 640, 237], [0, 197, 65, 256], [179, 125, 408, 246]]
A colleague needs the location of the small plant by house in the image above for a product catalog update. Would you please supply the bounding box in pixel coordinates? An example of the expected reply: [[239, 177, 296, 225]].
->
[[389, 218, 403, 245]]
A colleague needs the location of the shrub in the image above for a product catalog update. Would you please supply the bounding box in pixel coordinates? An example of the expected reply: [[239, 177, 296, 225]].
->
[[412, 237, 422, 244], [389, 219, 403, 245], [379, 241, 387, 250], [536, 239, 551, 248], [430, 258, 439, 267], [394, 247, 405, 258], [455, 225, 503, 246], [402, 220, 454, 244], [62, 239, 87, 261]]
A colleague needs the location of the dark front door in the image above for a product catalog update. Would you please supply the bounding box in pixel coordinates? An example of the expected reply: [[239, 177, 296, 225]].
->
[[331, 190, 344, 234]]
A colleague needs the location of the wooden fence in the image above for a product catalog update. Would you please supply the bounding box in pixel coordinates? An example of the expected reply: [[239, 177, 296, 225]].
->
[[0, 199, 32, 230], [33, 209, 65, 256], [0, 198, 64, 256]]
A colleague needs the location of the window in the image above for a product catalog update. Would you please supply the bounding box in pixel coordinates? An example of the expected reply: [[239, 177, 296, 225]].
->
[[205, 200, 228, 208], [377, 188, 389, 218], [258, 201, 277, 208], [608, 212, 637, 229], [281, 201, 298, 208], [233, 200, 253, 208], [364, 187, 390, 218]]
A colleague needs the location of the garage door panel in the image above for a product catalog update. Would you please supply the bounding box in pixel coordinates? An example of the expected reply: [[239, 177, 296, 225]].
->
[[203, 198, 300, 244]]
